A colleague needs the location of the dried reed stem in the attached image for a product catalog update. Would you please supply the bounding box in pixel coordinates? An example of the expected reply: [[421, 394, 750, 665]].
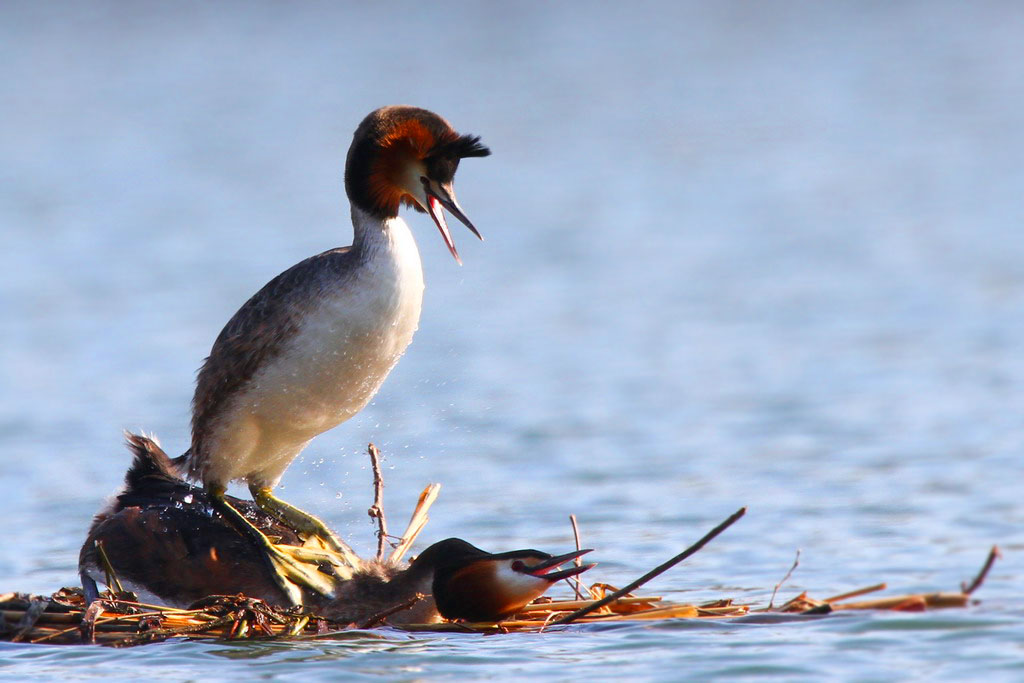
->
[[569, 514, 585, 600], [517, 596, 661, 612], [551, 507, 747, 626], [94, 541, 124, 595], [387, 484, 441, 565], [835, 592, 969, 610], [824, 583, 887, 603]]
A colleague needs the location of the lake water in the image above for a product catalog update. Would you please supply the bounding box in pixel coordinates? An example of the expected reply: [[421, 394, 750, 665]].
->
[[2, 1, 1022, 679]]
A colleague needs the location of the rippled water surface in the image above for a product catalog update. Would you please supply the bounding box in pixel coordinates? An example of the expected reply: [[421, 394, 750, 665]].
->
[[2, 2, 1023, 679]]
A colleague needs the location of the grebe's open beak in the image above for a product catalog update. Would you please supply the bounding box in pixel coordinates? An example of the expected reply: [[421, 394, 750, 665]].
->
[[523, 549, 596, 583], [421, 178, 483, 265]]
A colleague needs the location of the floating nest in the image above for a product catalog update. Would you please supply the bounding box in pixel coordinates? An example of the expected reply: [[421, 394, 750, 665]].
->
[[1, 443, 1000, 647], [1, 542, 996, 647]]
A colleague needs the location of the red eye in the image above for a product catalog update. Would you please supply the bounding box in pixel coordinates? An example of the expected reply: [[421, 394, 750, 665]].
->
[[511, 560, 526, 572]]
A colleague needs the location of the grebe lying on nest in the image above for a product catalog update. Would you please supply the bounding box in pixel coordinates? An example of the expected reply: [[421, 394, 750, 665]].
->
[[80, 434, 594, 624]]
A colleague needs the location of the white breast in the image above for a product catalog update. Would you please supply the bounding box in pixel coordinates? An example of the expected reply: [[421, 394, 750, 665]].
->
[[204, 212, 425, 488]]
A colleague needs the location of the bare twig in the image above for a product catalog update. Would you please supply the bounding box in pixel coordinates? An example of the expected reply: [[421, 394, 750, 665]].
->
[[366, 443, 389, 562], [569, 514, 585, 600], [551, 507, 747, 626], [961, 545, 1001, 595], [359, 594, 425, 629], [10, 598, 49, 643], [768, 549, 800, 609], [387, 484, 441, 565]]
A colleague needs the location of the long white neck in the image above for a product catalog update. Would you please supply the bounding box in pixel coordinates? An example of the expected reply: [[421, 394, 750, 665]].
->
[[352, 205, 416, 262], [345, 203, 425, 346]]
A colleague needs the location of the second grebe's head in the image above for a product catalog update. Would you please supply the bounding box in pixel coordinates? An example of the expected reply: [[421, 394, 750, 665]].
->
[[345, 105, 490, 264], [414, 538, 595, 622]]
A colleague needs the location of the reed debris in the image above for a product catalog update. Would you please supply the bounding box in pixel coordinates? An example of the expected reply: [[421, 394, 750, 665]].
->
[[0, 447, 999, 646]]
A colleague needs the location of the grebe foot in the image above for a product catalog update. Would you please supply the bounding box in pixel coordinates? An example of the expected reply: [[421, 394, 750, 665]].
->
[[274, 543, 357, 571], [262, 543, 339, 602], [208, 486, 338, 605], [250, 485, 362, 571], [81, 572, 100, 605]]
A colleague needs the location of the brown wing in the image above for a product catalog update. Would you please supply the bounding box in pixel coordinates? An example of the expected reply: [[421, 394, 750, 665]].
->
[[189, 247, 357, 470], [80, 434, 309, 607]]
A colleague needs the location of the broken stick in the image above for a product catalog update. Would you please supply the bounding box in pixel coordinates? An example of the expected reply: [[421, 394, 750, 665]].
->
[[366, 443, 389, 562], [551, 507, 747, 626]]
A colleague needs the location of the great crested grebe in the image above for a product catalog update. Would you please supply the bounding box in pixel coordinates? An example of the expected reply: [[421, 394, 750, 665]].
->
[[80, 434, 595, 624], [173, 106, 489, 604], [414, 538, 597, 622]]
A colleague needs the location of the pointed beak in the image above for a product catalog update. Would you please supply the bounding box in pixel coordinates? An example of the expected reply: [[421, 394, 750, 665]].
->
[[422, 178, 483, 265], [524, 549, 596, 583]]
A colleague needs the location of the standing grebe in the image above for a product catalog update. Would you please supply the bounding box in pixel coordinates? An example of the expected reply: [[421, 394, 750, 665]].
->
[[81, 434, 595, 624], [177, 106, 490, 604]]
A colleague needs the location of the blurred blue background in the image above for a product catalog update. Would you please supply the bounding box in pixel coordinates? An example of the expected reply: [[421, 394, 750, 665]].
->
[[1, 1, 1022, 677]]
